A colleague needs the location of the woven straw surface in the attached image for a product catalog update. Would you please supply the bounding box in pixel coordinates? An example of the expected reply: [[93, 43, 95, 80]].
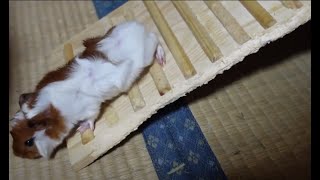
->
[[9, 1, 310, 180], [186, 22, 311, 179]]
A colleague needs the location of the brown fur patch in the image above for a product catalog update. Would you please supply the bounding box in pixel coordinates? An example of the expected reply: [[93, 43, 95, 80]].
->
[[10, 104, 66, 159], [45, 105, 67, 139], [29, 104, 66, 140], [10, 120, 41, 159], [36, 60, 75, 91], [79, 26, 115, 60]]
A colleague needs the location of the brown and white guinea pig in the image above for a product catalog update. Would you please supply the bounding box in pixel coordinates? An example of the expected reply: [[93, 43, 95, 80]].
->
[[9, 20, 166, 159]]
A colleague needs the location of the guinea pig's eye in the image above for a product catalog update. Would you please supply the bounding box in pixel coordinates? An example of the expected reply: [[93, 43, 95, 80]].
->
[[25, 137, 34, 147]]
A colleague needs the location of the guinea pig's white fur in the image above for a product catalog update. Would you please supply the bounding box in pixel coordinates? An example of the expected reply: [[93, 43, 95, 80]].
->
[[14, 21, 165, 159]]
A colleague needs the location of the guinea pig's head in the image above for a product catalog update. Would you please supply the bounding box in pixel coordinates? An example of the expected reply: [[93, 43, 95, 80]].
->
[[10, 93, 66, 159], [10, 114, 42, 159]]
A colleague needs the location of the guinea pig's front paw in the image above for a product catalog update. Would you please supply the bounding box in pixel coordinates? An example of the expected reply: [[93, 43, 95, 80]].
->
[[77, 120, 95, 133], [155, 44, 166, 66]]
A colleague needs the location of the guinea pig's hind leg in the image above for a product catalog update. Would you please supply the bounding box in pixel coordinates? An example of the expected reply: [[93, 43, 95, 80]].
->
[[77, 119, 95, 133], [143, 32, 165, 67], [155, 44, 165, 66]]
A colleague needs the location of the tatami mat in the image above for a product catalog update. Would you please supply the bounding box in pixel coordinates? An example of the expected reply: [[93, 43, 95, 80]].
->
[[9, 1, 310, 180]]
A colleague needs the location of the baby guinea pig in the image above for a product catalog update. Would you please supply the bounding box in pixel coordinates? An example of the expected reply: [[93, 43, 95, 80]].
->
[[9, 20, 165, 159]]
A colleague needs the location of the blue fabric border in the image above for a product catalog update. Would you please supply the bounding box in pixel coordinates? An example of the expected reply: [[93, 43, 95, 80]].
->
[[92, 0, 127, 19], [141, 100, 227, 180]]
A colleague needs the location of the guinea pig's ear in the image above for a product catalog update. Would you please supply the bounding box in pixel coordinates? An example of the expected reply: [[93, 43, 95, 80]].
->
[[19, 93, 35, 108], [34, 130, 59, 159]]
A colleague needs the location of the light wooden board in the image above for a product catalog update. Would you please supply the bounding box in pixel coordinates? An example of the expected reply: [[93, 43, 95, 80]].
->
[[38, 0, 310, 170]]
